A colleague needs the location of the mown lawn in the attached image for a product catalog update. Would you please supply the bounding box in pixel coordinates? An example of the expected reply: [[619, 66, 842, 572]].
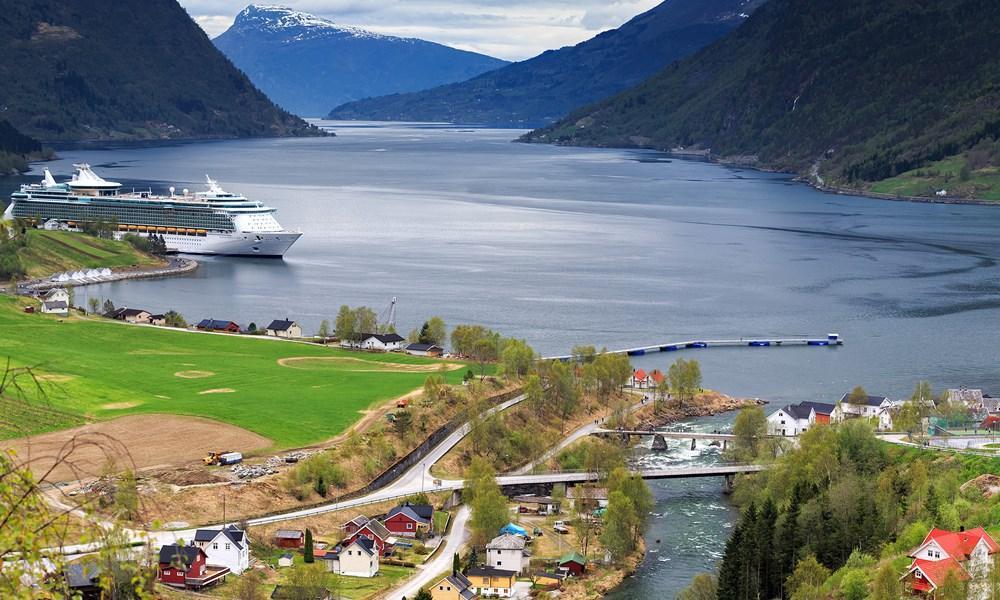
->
[[0, 295, 468, 447], [19, 230, 162, 278], [869, 154, 1000, 201]]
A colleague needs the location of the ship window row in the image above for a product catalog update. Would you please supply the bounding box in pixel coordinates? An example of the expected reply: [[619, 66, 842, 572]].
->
[[12, 201, 234, 230]]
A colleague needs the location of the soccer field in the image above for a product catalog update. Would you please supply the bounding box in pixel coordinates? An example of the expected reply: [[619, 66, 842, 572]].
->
[[0, 295, 467, 448]]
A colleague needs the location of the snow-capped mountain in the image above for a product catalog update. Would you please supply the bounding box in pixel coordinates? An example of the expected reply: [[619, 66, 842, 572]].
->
[[213, 5, 509, 117]]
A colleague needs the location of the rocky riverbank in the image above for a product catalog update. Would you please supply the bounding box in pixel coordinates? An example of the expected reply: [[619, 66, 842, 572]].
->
[[18, 257, 198, 292], [634, 389, 763, 429]]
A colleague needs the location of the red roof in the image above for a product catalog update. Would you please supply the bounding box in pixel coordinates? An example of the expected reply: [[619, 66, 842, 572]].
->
[[908, 557, 969, 589], [650, 370, 664, 384], [917, 527, 1000, 560], [634, 369, 647, 380], [982, 415, 1000, 429]]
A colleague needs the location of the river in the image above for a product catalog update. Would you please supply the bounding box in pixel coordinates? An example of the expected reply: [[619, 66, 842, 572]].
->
[[7, 121, 1000, 596]]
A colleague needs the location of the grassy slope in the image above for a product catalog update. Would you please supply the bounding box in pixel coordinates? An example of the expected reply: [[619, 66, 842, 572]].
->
[[870, 155, 1000, 201], [19, 230, 163, 278], [0, 295, 468, 447]]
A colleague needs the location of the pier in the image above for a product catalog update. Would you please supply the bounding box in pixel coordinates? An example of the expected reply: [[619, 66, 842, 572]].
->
[[544, 333, 843, 361]]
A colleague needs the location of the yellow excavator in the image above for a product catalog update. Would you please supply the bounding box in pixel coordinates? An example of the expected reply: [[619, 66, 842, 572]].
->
[[202, 451, 232, 466]]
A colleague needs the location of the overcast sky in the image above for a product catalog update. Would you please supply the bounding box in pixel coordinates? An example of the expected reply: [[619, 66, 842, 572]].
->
[[179, 0, 663, 61]]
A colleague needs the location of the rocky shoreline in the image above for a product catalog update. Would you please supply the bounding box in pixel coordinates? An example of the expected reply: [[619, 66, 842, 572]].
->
[[18, 256, 198, 292], [635, 389, 763, 430]]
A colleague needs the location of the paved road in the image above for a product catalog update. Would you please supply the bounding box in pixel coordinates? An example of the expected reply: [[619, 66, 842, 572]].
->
[[387, 506, 470, 600]]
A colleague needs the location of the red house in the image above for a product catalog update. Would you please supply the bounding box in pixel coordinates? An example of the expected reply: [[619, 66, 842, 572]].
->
[[344, 520, 393, 556], [901, 527, 999, 596], [157, 545, 228, 589], [274, 530, 304, 549], [558, 552, 587, 576], [196, 319, 240, 333], [650, 369, 665, 386], [341, 515, 370, 536], [981, 415, 1000, 431], [384, 505, 431, 538]]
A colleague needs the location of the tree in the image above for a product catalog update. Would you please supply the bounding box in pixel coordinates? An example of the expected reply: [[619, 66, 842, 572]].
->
[[426, 316, 447, 346], [247, 322, 257, 333], [471, 337, 499, 379], [453, 552, 461, 576], [115, 469, 140, 521], [677, 573, 717, 600], [571, 345, 597, 364], [413, 589, 433, 600], [164, 310, 187, 328], [233, 570, 267, 600], [335, 304, 356, 341], [848, 385, 869, 405], [354, 306, 377, 335], [732, 405, 767, 460], [936, 568, 967, 600], [785, 555, 830, 600], [285, 563, 327, 599], [317, 319, 330, 339], [667, 358, 702, 406], [525, 373, 545, 416], [393, 409, 413, 437], [88, 296, 100, 314], [470, 486, 507, 544], [870, 560, 902, 600], [841, 569, 868, 600], [102, 298, 116, 314], [601, 490, 638, 561], [499, 338, 534, 379], [418, 321, 433, 344], [304, 528, 314, 563]]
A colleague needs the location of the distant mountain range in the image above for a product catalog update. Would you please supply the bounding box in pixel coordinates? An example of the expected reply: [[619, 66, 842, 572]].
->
[[328, 0, 764, 127], [0, 0, 318, 142], [524, 0, 1000, 199], [214, 5, 510, 118]]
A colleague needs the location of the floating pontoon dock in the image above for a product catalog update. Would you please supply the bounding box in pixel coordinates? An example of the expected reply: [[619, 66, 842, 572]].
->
[[544, 333, 843, 361]]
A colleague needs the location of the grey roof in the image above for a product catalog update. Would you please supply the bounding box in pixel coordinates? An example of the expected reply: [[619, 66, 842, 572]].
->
[[467, 566, 517, 579], [44, 300, 68, 310], [387, 505, 430, 525], [343, 515, 370, 528], [799, 401, 836, 414], [276, 529, 303, 539], [66, 562, 101, 589], [349, 537, 376, 556], [487, 533, 526, 551], [360, 520, 391, 540], [197, 318, 239, 330], [158, 545, 202, 569], [839, 392, 889, 407], [445, 572, 473, 590], [360, 332, 405, 343], [193, 525, 245, 549], [405, 343, 442, 352], [401, 502, 434, 520], [267, 319, 297, 331]]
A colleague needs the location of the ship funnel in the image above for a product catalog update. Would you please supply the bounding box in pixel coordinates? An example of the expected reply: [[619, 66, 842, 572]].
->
[[42, 169, 57, 187]]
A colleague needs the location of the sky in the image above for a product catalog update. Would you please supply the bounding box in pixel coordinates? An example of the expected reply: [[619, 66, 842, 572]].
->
[[178, 0, 664, 61]]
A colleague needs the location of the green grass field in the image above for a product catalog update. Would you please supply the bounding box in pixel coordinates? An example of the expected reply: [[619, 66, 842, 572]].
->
[[0, 295, 468, 447], [19, 230, 162, 278], [870, 154, 1000, 201]]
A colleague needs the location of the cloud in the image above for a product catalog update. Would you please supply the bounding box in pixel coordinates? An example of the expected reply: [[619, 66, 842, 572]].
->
[[177, 0, 663, 60]]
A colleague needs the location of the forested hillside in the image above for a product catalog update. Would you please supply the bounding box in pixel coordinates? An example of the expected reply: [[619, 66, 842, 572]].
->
[[0, 120, 44, 174], [329, 0, 763, 127], [524, 0, 1000, 200], [0, 0, 319, 141]]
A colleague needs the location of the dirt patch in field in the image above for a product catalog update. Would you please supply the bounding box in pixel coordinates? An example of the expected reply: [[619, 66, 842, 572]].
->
[[174, 370, 214, 378], [129, 350, 192, 356], [36, 374, 75, 383], [5, 414, 270, 483], [198, 388, 235, 395], [277, 356, 461, 372], [101, 402, 141, 410]]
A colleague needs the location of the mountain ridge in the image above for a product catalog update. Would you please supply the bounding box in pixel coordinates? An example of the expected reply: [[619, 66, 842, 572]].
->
[[327, 0, 763, 127], [214, 5, 509, 117]]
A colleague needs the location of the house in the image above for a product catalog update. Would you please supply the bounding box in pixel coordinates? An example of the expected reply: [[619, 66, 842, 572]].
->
[[64, 562, 101, 600], [106, 307, 152, 324], [650, 369, 665, 386], [270, 585, 331, 600], [630, 368, 650, 388], [513, 495, 560, 515], [900, 527, 999, 599], [982, 415, 1000, 431], [344, 520, 394, 556], [404, 343, 444, 357], [946, 387, 985, 408], [765, 402, 835, 436], [274, 530, 304, 549], [196, 319, 240, 333], [466, 566, 517, 598], [341, 515, 370, 536], [266, 319, 302, 338], [350, 332, 405, 352], [567, 487, 609, 512], [384, 505, 432, 538], [41, 300, 68, 315], [42, 288, 70, 305], [149, 313, 166, 326], [431, 572, 478, 600], [193, 524, 250, 574], [277, 553, 294, 568], [157, 544, 229, 589], [320, 537, 379, 577], [531, 571, 565, 590], [558, 552, 587, 576], [833, 392, 891, 422], [486, 533, 529, 575]]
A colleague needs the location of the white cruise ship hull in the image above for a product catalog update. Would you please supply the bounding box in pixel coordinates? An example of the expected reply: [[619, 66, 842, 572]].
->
[[114, 230, 302, 257]]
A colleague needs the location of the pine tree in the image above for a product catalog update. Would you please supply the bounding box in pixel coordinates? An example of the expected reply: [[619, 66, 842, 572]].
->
[[777, 483, 804, 595], [453, 552, 460, 576], [716, 520, 743, 600], [757, 498, 779, 599], [304, 528, 314, 563], [739, 502, 760, 600]]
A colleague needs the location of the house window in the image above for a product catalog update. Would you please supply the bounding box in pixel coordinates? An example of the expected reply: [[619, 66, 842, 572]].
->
[[407, 523, 413, 530], [225, 543, 231, 550], [213, 543, 218, 550]]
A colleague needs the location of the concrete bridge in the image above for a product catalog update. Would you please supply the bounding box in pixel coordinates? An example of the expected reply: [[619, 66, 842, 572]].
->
[[590, 428, 783, 450], [494, 464, 768, 496]]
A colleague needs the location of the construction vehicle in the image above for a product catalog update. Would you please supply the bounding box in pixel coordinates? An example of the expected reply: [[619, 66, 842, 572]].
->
[[203, 450, 237, 466]]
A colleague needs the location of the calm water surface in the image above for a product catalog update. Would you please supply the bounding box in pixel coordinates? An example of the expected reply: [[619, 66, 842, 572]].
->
[[9, 122, 1000, 596]]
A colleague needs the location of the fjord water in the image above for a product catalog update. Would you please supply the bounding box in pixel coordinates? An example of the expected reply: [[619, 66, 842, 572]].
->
[[13, 122, 1000, 595]]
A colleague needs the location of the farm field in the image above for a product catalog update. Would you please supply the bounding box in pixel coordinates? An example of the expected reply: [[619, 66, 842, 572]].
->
[[0, 294, 467, 448]]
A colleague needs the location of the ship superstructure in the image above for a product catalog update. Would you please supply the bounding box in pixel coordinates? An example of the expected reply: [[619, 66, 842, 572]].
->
[[3, 164, 301, 257]]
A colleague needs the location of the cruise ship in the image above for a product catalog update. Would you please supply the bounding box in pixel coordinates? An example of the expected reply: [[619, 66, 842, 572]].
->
[[2, 164, 301, 257]]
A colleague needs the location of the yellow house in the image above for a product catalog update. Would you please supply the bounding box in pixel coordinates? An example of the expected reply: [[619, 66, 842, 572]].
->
[[431, 573, 477, 600], [466, 566, 516, 598]]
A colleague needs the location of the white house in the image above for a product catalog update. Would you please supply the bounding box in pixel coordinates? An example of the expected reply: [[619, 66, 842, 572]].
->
[[265, 319, 302, 338], [41, 300, 68, 315], [321, 538, 379, 578], [766, 402, 835, 436], [277, 553, 293, 568], [403, 343, 444, 357], [832, 393, 891, 422], [192, 525, 249, 574], [900, 527, 998, 600], [42, 288, 70, 305], [355, 333, 405, 352], [486, 534, 529, 575]]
